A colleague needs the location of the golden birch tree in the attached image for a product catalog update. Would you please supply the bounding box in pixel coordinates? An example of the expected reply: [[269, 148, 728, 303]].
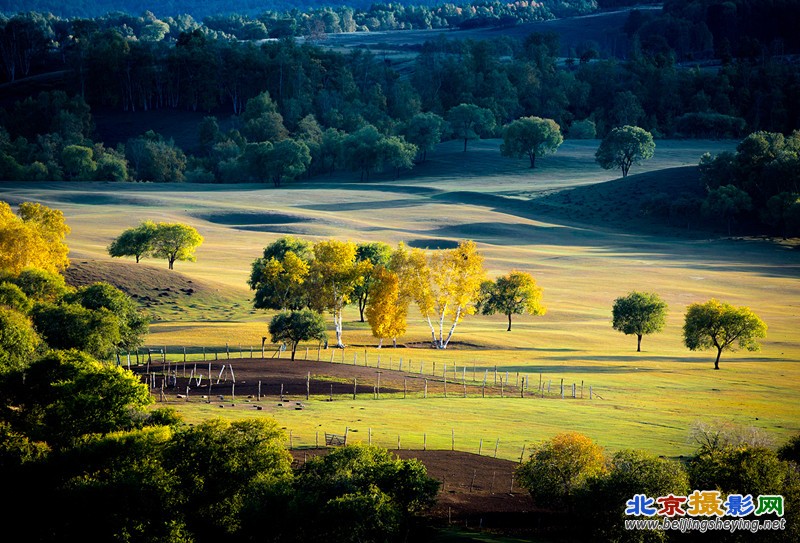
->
[[394, 240, 486, 349], [365, 266, 407, 347], [308, 239, 371, 348]]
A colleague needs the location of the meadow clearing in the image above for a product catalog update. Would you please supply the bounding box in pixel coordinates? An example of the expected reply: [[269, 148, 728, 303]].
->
[[3, 138, 799, 461]]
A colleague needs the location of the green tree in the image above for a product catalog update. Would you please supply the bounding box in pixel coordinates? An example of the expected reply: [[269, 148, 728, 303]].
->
[[248, 236, 313, 311], [702, 184, 753, 236], [0, 349, 152, 447], [447, 103, 496, 152], [68, 282, 149, 352], [61, 144, 97, 180], [293, 444, 439, 542], [403, 112, 446, 162], [354, 241, 393, 322], [0, 281, 32, 313], [165, 418, 292, 541], [342, 125, 382, 181], [31, 302, 121, 358], [379, 134, 417, 179], [267, 138, 311, 187], [517, 432, 606, 512], [763, 192, 800, 238], [501, 116, 563, 168], [595, 125, 655, 178], [6, 267, 69, 302], [125, 131, 187, 183], [107, 220, 157, 263], [683, 299, 767, 370], [49, 426, 190, 543], [268, 309, 327, 360], [242, 91, 288, 143], [94, 151, 129, 182], [611, 291, 668, 352], [0, 307, 40, 374], [151, 222, 203, 270], [479, 271, 546, 331]]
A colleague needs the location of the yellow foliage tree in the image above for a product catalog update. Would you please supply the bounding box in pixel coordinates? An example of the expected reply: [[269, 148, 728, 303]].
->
[[365, 266, 407, 347], [0, 201, 70, 275], [394, 240, 486, 349], [308, 239, 371, 348]]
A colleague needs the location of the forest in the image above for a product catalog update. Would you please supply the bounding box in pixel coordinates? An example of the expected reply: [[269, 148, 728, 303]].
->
[[2, 1, 799, 235]]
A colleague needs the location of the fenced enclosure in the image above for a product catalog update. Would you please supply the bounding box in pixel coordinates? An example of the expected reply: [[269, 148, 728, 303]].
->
[[131, 343, 604, 403]]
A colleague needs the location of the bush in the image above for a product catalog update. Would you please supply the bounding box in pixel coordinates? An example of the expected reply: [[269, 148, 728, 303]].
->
[[568, 119, 597, 139]]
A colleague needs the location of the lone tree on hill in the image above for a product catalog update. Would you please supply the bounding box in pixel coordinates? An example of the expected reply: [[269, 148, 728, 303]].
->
[[447, 103, 496, 152], [612, 291, 668, 352], [268, 309, 327, 361], [683, 299, 767, 370], [150, 223, 203, 270], [501, 116, 563, 168], [108, 221, 157, 263], [595, 125, 655, 178], [479, 271, 546, 331]]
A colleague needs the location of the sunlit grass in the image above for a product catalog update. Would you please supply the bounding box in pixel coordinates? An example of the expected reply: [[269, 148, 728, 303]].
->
[[4, 138, 798, 460]]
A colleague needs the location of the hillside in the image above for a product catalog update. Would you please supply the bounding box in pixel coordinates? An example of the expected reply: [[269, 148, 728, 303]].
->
[[64, 259, 254, 321]]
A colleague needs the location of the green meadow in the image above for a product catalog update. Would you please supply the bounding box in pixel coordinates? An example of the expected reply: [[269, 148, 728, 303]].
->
[[3, 138, 798, 460]]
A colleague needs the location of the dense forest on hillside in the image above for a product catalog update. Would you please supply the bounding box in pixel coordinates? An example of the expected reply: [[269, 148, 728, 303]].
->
[[1, 1, 799, 233], [1, 0, 600, 24]]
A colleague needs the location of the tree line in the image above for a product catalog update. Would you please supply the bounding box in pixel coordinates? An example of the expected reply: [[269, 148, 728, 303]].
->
[[246, 234, 766, 369]]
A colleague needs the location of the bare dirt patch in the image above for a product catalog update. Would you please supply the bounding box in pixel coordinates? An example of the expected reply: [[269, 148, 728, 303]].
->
[[142, 356, 528, 400]]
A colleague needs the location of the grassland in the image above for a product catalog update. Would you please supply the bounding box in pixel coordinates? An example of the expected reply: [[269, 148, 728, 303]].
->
[[2, 138, 798, 460]]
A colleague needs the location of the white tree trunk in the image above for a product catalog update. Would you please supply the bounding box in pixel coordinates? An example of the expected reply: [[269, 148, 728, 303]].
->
[[442, 307, 463, 349], [334, 309, 345, 348]]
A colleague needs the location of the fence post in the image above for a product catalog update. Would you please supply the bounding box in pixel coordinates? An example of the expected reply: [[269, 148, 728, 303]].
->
[[424, 379, 428, 398], [368, 427, 372, 445], [560, 378, 564, 399], [258, 380, 261, 401], [403, 377, 407, 399], [590, 386, 593, 399], [478, 438, 483, 455], [306, 372, 310, 400], [520, 444, 526, 463], [423, 433, 427, 451], [451, 428, 455, 451], [572, 383, 576, 398], [353, 378, 357, 400], [494, 438, 499, 458], [581, 380, 584, 398], [226, 342, 229, 360]]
